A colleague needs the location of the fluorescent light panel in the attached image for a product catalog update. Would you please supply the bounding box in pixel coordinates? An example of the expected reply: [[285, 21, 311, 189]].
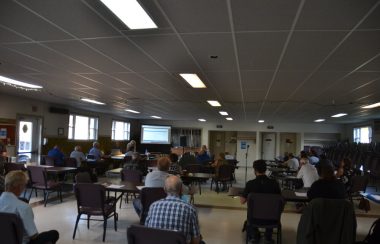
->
[[219, 111, 228, 116], [331, 113, 347, 118], [226, 117, 233, 121], [100, 0, 157, 30], [125, 109, 140, 114], [81, 98, 105, 105], [207, 100, 221, 107], [179, 73, 206, 88], [258, 120, 265, 123], [314, 119, 325, 122], [151, 116, 161, 119], [0, 75, 42, 89], [362, 102, 380, 109], [198, 119, 206, 122]]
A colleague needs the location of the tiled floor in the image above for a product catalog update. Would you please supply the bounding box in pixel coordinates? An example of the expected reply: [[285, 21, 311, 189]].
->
[[30, 167, 378, 243]]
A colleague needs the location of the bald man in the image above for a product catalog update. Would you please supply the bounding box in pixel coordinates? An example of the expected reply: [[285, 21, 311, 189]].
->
[[145, 175, 201, 244], [0, 171, 59, 244]]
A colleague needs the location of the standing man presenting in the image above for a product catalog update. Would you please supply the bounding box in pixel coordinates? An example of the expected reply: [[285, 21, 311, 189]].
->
[[0, 171, 59, 244], [240, 160, 281, 244]]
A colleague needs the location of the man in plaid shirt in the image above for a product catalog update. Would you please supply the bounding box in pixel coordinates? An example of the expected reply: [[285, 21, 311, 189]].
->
[[145, 175, 202, 244]]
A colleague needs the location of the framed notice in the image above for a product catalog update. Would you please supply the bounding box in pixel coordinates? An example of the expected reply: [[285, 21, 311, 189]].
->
[[0, 128, 6, 139]]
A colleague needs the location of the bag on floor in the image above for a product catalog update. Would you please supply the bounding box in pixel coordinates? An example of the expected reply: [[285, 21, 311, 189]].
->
[[358, 198, 371, 212], [362, 218, 380, 244]]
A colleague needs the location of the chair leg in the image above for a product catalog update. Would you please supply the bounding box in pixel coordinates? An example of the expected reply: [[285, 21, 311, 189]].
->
[[28, 188, 34, 201], [210, 179, 213, 190], [44, 191, 49, 207], [103, 216, 107, 242], [87, 215, 90, 229], [114, 212, 118, 231], [119, 193, 124, 208], [73, 214, 81, 239]]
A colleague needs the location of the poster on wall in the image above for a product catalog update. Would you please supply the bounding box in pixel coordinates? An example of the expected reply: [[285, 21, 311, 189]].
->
[[241, 141, 246, 149], [0, 128, 7, 139]]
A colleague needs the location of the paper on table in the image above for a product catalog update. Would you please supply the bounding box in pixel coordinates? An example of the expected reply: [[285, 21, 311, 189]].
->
[[295, 192, 307, 197], [136, 186, 145, 190], [107, 184, 124, 188], [371, 195, 380, 201]]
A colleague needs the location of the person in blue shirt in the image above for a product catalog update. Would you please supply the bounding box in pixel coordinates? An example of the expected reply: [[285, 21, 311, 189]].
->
[[88, 141, 103, 161], [47, 145, 65, 165], [196, 146, 211, 164]]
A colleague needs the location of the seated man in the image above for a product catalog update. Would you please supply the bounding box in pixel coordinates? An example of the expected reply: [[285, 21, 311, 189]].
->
[[297, 157, 319, 188], [283, 153, 299, 170], [88, 141, 103, 161], [47, 145, 65, 165], [307, 164, 346, 200], [70, 145, 86, 167], [0, 170, 59, 244], [145, 175, 202, 244], [240, 160, 281, 244]]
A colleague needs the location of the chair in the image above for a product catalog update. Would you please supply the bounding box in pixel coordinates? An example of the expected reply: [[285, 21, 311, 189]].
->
[[27, 166, 62, 207], [246, 193, 285, 244], [44, 156, 55, 166], [139, 187, 166, 225], [0, 212, 24, 244], [127, 224, 186, 244], [4, 163, 26, 175], [73, 183, 118, 242], [297, 198, 356, 244], [75, 172, 92, 183], [210, 164, 234, 193], [120, 169, 142, 207], [64, 157, 77, 168], [348, 175, 369, 202], [184, 164, 202, 173]]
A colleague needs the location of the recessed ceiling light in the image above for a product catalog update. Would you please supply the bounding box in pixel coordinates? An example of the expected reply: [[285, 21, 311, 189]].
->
[[331, 113, 347, 118], [207, 100, 221, 107], [362, 102, 380, 109], [81, 98, 105, 105], [258, 120, 265, 123], [0, 75, 42, 89], [100, 0, 157, 30], [219, 111, 228, 116], [125, 109, 140, 114], [151, 116, 161, 119], [179, 73, 206, 88], [198, 119, 206, 122], [226, 117, 233, 121], [314, 119, 325, 122]]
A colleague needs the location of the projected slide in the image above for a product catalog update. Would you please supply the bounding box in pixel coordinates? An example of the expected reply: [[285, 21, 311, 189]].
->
[[141, 125, 171, 144]]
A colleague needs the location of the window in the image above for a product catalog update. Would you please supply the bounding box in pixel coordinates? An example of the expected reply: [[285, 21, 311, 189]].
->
[[171, 128, 201, 147], [353, 126, 372, 143], [68, 114, 98, 140], [112, 120, 130, 140]]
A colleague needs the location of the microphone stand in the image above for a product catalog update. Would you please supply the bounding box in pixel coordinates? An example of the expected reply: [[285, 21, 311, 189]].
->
[[245, 145, 250, 184]]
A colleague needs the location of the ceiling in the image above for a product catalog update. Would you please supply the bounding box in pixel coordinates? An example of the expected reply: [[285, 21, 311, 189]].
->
[[0, 0, 380, 124]]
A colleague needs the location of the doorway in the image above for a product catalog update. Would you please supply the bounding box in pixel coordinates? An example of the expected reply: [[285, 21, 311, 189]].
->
[[262, 133, 276, 161], [16, 115, 43, 163]]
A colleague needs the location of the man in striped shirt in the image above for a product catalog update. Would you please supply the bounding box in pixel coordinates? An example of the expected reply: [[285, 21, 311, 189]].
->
[[145, 175, 201, 244]]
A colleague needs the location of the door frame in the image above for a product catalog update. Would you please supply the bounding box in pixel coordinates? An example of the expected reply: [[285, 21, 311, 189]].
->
[[16, 114, 43, 164]]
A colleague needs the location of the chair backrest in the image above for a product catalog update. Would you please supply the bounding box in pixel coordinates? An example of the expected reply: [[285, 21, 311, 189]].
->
[[124, 156, 132, 163], [64, 157, 77, 168], [121, 168, 142, 182], [247, 193, 284, 222], [4, 163, 26, 175], [216, 164, 234, 180], [140, 187, 166, 224], [75, 172, 92, 183], [127, 224, 186, 244], [0, 212, 24, 244], [27, 166, 47, 186], [184, 164, 202, 173], [44, 156, 55, 166], [74, 183, 105, 210], [350, 175, 369, 193], [297, 198, 356, 244]]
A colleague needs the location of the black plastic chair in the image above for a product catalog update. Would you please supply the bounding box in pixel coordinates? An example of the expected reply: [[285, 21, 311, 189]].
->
[[0, 212, 23, 244], [139, 187, 166, 225], [348, 175, 369, 202], [120, 169, 142, 207], [73, 183, 118, 242], [210, 164, 234, 193], [246, 193, 285, 244], [127, 224, 186, 244]]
